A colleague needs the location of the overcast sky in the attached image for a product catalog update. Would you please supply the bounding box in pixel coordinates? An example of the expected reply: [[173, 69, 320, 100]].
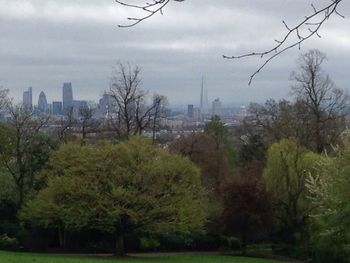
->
[[0, 0, 349, 106]]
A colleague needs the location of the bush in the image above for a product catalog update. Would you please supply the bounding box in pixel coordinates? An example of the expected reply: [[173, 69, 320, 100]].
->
[[311, 243, 350, 263], [220, 236, 241, 251], [0, 234, 18, 250], [139, 237, 160, 252]]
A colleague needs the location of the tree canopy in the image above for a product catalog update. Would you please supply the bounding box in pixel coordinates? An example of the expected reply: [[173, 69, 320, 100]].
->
[[263, 138, 323, 244], [307, 134, 350, 261], [20, 137, 206, 255]]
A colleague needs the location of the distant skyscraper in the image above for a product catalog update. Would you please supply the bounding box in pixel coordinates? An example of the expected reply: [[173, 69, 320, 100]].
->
[[73, 100, 88, 117], [200, 77, 209, 115], [99, 94, 116, 117], [52, 101, 63, 115], [193, 107, 201, 122], [63, 82, 74, 114], [212, 98, 222, 117], [38, 91, 48, 113], [187, 104, 194, 118], [23, 87, 33, 112]]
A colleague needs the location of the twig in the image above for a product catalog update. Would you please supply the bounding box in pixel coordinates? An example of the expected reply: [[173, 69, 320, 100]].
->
[[223, 0, 344, 85]]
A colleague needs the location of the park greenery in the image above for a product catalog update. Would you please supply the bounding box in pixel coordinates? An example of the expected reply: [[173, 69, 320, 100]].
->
[[0, 49, 350, 262]]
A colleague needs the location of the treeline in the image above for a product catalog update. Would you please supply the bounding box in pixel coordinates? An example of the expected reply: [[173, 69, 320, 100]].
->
[[0, 50, 350, 262]]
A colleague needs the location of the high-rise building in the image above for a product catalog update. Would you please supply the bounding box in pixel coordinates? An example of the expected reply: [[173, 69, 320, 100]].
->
[[99, 94, 116, 117], [193, 107, 201, 122], [63, 82, 74, 114], [38, 91, 48, 113], [52, 101, 63, 115], [23, 87, 33, 112], [212, 98, 222, 117], [187, 104, 194, 119], [73, 100, 88, 117], [200, 77, 209, 115]]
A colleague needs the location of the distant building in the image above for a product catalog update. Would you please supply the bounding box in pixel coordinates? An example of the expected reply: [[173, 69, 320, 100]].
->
[[73, 100, 88, 117], [52, 101, 63, 115], [212, 98, 222, 117], [187, 104, 194, 119], [62, 82, 74, 114], [99, 94, 116, 117], [160, 117, 183, 130], [200, 77, 209, 115], [193, 107, 201, 121], [38, 91, 48, 113], [23, 87, 33, 112]]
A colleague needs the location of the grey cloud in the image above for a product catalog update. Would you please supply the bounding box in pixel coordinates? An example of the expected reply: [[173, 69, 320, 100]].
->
[[0, 0, 349, 105]]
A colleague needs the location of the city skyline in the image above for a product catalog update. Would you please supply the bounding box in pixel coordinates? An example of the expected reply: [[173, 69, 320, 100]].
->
[[18, 80, 248, 110]]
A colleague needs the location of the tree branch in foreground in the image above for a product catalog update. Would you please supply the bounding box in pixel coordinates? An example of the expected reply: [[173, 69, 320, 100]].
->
[[223, 0, 344, 85], [116, 0, 345, 84], [116, 0, 184, 28]]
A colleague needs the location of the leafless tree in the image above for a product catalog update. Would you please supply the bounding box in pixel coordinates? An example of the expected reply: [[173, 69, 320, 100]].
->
[[109, 63, 166, 139], [247, 99, 317, 151], [116, 0, 345, 84], [57, 107, 76, 143], [291, 49, 349, 153], [109, 63, 141, 138], [79, 105, 94, 141], [0, 88, 8, 110]]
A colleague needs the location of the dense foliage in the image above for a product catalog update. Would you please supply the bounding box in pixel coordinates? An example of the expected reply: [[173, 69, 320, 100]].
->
[[263, 139, 322, 244], [20, 137, 206, 255], [307, 135, 350, 262]]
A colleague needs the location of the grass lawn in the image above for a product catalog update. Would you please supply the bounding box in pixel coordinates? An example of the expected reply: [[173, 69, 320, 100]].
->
[[0, 251, 280, 263]]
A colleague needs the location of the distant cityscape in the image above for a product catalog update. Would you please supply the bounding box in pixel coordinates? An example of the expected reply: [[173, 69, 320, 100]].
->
[[22, 83, 99, 118], [20, 79, 248, 122], [0, 79, 251, 142]]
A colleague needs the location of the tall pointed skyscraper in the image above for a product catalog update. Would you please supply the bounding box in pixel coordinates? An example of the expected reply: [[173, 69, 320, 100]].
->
[[200, 76, 209, 115]]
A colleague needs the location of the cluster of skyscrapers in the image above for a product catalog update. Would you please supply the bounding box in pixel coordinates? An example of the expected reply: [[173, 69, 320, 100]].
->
[[22, 83, 118, 118], [21, 77, 222, 121], [23, 83, 92, 117]]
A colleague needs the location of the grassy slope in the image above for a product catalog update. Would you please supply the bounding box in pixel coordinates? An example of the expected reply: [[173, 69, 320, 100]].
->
[[0, 251, 280, 263]]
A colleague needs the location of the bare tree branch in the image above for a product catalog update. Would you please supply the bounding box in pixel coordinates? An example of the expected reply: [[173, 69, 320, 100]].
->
[[224, 0, 344, 84], [116, 0, 345, 84], [116, 0, 185, 28]]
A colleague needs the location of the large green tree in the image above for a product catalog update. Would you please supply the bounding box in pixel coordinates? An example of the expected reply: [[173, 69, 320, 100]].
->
[[291, 49, 349, 153], [263, 138, 322, 244], [0, 123, 57, 208], [171, 117, 237, 198], [307, 134, 350, 262], [20, 137, 206, 256]]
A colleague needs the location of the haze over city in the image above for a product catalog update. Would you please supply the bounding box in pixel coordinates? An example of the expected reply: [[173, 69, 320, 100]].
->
[[1, 0, 349, 104]]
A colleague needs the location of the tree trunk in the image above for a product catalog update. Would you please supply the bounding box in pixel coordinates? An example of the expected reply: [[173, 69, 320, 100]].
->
[[114, 232, 125, 257], [58, 227, 67, 249], [241, 224, 247, 256]]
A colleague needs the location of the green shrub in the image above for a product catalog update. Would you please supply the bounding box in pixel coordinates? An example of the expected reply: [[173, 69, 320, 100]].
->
[[311, 243, 350, 263], [0, 234, 18, 250], [139, 237, 160, 252]]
